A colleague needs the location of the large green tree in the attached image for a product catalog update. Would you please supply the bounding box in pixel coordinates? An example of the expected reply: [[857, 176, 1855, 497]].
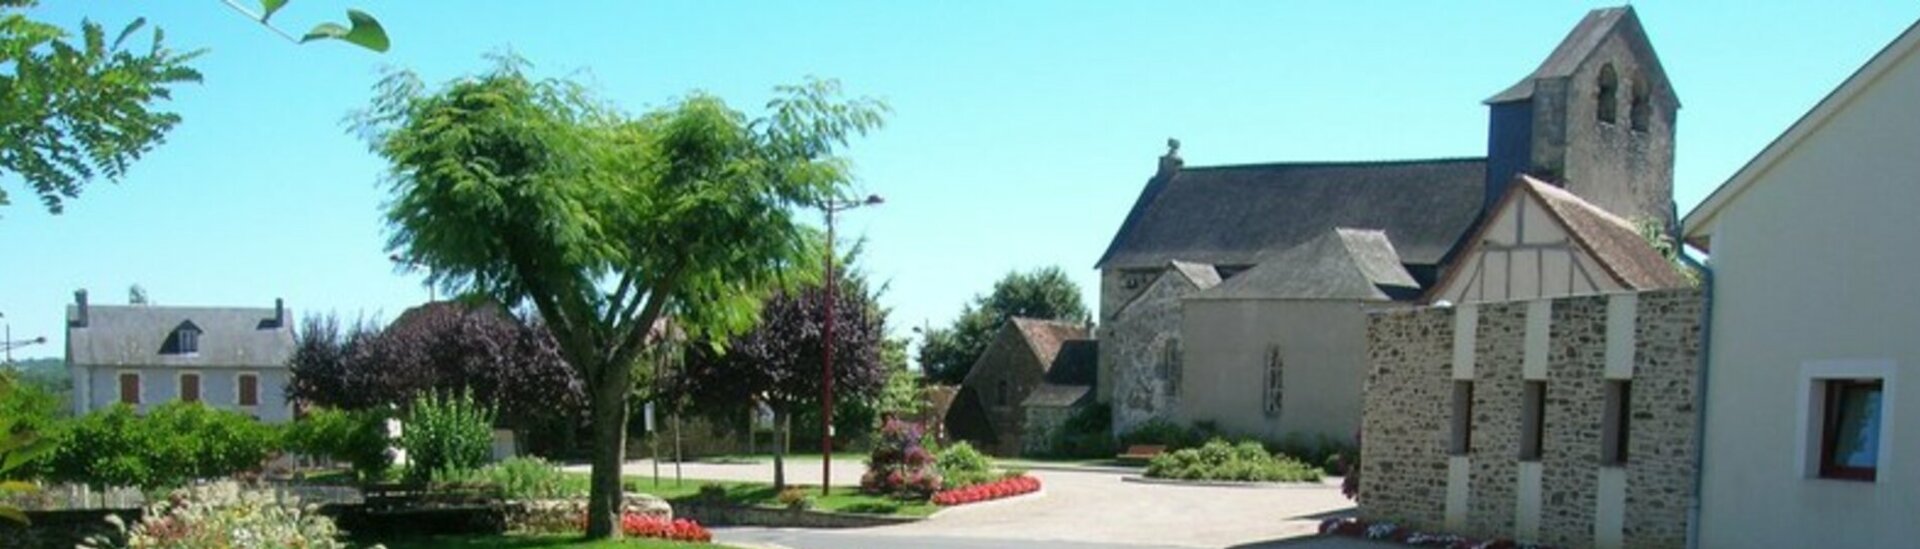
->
[[919, 266, 1090, 384], [356, 58, 885, 538]]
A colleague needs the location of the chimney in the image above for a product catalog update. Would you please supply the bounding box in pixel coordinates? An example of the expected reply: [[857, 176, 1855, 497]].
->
[[72, 289, 89, 327], [1156, 138, 1184, 180], [274, 298, 285, 328]]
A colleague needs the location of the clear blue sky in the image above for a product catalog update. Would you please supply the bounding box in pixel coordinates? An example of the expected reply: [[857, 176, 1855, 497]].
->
[[3, 1, 1914, 362]]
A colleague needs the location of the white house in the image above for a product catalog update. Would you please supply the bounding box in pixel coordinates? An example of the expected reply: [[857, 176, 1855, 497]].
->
[[1682, 18, 1920, 548], [66, 290, 297, 423]]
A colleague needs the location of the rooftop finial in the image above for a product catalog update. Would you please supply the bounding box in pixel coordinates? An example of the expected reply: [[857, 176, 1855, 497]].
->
[[1157, 137, 1184, 179]]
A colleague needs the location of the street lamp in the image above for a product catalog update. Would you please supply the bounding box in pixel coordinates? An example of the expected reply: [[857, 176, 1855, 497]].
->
[[820, 193, 882, 496]]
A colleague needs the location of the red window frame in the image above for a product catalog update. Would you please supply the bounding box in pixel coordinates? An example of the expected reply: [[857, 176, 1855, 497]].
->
[[179, 373, 201, 402], [118, 373, 141, 404], [1819, 379, 1883, 482], [238, 374, 260, 407]]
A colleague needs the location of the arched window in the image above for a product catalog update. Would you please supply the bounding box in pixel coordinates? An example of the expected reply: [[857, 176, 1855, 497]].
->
[[1596, 64, 1619, 124], [1160, 339, 1183, 398], [1263, 346, 1284, 417], [1630, 77, 1651, 132]]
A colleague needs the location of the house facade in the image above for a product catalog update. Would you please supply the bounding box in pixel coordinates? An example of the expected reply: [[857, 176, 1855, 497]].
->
[[1682, 19, 1920, 548], [66, 290, 297, 423], [1096, 6, 1683, 445], [943, 318, 1090, 456]]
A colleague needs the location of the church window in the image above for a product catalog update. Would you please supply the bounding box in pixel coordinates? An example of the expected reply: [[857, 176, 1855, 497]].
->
[[1160, 339, 1183, 398], [1630, 77, 1651, 132], [1263, 346, 1284, 417], [1596, 64, 1619, 124]]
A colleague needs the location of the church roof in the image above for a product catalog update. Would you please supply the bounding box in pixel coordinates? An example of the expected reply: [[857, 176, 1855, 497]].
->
[[1096, 158, 1487, 270], [1023, 339, 1098, 409], [1194, 228, 1422, 301], [1487, 7, 1632, 104], [1009, 317, 1090, 370]]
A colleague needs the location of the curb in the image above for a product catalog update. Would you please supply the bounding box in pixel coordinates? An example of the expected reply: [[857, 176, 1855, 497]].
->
[[927, 488, 1047, 519], [997, 462, 1144, 475], [1120, 475, 1341, 489]]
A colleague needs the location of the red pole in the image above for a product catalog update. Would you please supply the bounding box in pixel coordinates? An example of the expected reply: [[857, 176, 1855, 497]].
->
[[822, 205, 836, 497]]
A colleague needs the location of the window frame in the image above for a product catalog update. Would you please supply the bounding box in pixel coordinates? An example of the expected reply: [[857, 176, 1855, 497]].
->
[[117, 370, 142, 405], [236, 372, 261, 408], [1818, 378, 1883, 482], [1520, 381, 1547, 462], [178, 371, 202, 403], [1796, 360, 1896, 483]]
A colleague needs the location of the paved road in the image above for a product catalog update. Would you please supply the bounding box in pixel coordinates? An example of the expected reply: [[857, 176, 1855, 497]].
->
[[565, 457, 866, 487], [716, 527, 1401, 549]]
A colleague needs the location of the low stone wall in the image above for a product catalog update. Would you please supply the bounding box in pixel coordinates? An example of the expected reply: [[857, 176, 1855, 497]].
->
[[674, 503, 921, 529], [1359, 289, 1701, 549]]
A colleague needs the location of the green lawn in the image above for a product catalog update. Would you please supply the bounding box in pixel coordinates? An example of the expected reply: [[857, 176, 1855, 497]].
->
[[373, 534, 735, 549]]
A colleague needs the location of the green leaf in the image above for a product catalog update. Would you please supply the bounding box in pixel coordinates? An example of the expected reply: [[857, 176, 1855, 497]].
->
[[0, 481, 34, 494], [301, 9, 389, 53], [112, 17, 147, 50], [0, 506, 27, 526], [259, 0, 289, 22]]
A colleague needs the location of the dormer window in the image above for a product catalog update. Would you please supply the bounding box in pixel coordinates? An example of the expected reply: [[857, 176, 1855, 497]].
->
[[164, 321, 202, 355], [1596, 64, 1619, 124], [1630, 77, 1651, 132]]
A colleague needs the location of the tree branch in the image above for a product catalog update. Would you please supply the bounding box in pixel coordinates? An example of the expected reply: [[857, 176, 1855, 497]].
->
[[217, 0, 303, 44]]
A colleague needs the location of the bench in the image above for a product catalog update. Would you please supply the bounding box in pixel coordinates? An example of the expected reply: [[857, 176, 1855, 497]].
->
[[1116, 444, 1167, 464]]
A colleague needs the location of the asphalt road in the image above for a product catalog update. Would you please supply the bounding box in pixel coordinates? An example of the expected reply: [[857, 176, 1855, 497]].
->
[[715, 526, 1196, 549]]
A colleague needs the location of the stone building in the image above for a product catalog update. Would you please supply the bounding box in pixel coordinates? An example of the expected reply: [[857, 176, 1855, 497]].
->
[[943, 318, 1090, 456], [1359, 289, 1702, 548], [1094, 6, 1683, 445], [1020, 339, 1098, 455], [66, 290, 297, 422]]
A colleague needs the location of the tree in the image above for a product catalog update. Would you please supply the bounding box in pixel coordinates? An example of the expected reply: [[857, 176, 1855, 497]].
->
[[0, 372, 57, 525], [284, 303, 584, 441], [0, 1, 203, 215], [676, 279, 889, 490], [919, 266, 1090, 384], [354, 58, 885, 538]]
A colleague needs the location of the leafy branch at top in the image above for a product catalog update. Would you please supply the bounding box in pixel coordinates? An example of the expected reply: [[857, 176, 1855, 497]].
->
[[220, 0, 388, 53]]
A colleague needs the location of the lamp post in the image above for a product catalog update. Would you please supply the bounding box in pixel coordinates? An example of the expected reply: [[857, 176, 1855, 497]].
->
[[0, 312, 47, 365], [820, 194, 882, 496]]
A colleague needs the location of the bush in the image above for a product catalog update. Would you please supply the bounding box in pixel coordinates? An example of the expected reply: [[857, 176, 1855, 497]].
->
[[1270, 432, 1357, 475], [935, 441, 995, 489], [401, 390, 496, 483], [0, 372, 60, 481], [1045, 404, 1116, 458], [859, 419, 941, 499], [47, 403, 277, 491], [777, 487, 814, 511], [461, 457, 577, 500], [283, 407, 394, 482], [85, 481, 353, 548], [1144, 438, 1323, 483]]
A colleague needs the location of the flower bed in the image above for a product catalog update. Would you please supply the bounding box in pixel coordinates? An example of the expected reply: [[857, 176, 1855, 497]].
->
[[1318, 517, 1558, 549], [618, 513, 712, 543], [930, 475, 1040, 506]]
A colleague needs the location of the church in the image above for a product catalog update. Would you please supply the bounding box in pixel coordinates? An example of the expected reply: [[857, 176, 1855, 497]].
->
[[1090, 6, 1691, 444]]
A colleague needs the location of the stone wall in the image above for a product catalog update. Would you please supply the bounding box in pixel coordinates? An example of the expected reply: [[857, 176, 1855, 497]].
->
[[1103, 270, 1196, 434], [1360, 289, 1701, 549], [1023, 405, 1073, 455]]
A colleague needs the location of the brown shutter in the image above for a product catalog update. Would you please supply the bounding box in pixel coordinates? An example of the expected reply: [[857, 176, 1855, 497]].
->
[[239, 375, 259, 406], [119, 373, 140, 404], [180, 374, 201, 402]]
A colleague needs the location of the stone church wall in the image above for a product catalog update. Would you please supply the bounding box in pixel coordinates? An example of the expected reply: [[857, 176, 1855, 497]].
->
[[1102, 271, 1191, 435], [1359, 289, 1700, 549]]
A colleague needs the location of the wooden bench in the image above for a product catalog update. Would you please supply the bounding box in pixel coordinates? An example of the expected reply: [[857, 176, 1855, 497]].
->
[[1116, 444, 1167, 464]]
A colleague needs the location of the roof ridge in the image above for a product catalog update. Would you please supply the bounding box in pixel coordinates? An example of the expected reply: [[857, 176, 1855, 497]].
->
[[1180, 156, 1488, 172]]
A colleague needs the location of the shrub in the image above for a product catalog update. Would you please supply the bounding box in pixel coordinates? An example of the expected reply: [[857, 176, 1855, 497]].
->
[[861, 419, 942, 499], [283, 407, 394, 482], [400, 390, 496, 483], [934, 441, 995, 489], [47, 403, 277, 491], [0, 372, 60, 481], [1045, 404, 1116, 458], [777, 487, 814, 511], [1270, 432, 1357, 474], [460, 457, 576, 500], [931, 474, 1040, 506], [1145, 438, 1323, 483], [85, 481, 352, 548]]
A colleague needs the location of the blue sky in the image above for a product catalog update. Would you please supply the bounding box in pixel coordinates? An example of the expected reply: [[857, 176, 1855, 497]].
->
[[3, 2, 1914, 362]]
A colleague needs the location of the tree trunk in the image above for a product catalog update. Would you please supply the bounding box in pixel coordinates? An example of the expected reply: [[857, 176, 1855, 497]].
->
[[584, 363, 633, 539], [772, 408, 787, 491]]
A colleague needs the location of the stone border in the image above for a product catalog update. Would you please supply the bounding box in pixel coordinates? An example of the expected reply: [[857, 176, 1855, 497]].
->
[[1121, 475, 1343, 489], [927, 488, 1047, 519]]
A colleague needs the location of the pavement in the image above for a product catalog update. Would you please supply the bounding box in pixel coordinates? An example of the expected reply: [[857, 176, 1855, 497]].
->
[[564, 456, 867, 486]]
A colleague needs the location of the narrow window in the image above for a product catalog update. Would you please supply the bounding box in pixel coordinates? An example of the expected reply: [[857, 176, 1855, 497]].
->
[[1162, 339, 1183, 397], [238, 373, 261, 407], [1596, 64, 1619, 124], [1520, 381, 1547, 461], [1602, 380, 1631, 465], [119, 372, 141, 404], [1263, 346, 1284, 417], [179, 329, 198, 354], [1819, 379, 1883, 481], [1629, 77, 1651, 132], [179, 372, 202, 403], [1450, 381, 1474, 456]]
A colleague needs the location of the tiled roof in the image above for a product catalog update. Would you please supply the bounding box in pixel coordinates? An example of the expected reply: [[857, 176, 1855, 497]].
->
[[1010, 317, 1090, 369], [67, 303, 294, 368], [1521, 176, 1689, 290], [1097, 158, 1487, 270], [1195, 228, 1422, 301]]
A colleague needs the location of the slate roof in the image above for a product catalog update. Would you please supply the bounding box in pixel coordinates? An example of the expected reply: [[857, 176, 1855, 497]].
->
[[1023, 338, 1099, 408], [1022, 383, 1092, 409], [1169, 260, 1223, 290], [1096, 158, 1488, 270], [68, 304, 294, 368], [1194, 228, 1422, 301], [1519, 176, 1688, 290], [1486, 7, 1630, 104]]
